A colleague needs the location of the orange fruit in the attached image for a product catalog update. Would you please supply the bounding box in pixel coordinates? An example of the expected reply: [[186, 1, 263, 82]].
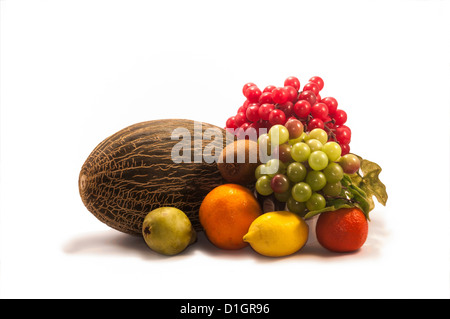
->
[[199, 184, 262, 250], [315, 207, 368, 253]]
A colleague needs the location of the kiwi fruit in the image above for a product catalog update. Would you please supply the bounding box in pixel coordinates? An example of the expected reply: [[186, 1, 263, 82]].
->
[[217, 139, 259, 185]]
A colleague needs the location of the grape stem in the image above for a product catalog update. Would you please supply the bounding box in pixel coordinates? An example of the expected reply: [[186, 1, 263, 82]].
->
[[323, 119, 338, 142]]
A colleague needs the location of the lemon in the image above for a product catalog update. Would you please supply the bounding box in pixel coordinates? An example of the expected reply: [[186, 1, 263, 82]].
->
[[243, 211, 309, 257]]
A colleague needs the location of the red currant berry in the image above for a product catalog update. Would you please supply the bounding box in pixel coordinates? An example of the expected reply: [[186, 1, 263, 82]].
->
[[268, 109, 286, 125], [234, 111, 247, 127], [293, 100, 311, 118], [242, 82, 256, 96], [311, 102, 329, 121], [340, 124, 351, 134], [258, 103, 275, 121], [259, 91, 274, 104], [284, 76, 300, 91], [316, 93, 321, 102], [235, 123, 251, 140], [244, 85, 262, 103], [263, 85, 277, 93], [246, 104, 260, 122], [303, 82, 320, 95], [226, 116, 238, 129], [333, 109, 347, 125], [278, 101, 294, 118], [298, 90, 317, 106], [308, 76, 324, 91], [307, 118, 324, 131], [340, 143, 350, 155], [271, 87, 289, 104], [321, 97, 338, 115], [247, 122, 261, 139], [335, 126, 351, 144], [284, 86, 298, 102], [241, 122, 250, 129], [259, 120, 270, 130]]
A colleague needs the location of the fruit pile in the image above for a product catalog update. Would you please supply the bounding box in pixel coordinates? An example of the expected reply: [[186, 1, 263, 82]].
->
[[225, 76, 352, 155], [79, 75, 388, 258]]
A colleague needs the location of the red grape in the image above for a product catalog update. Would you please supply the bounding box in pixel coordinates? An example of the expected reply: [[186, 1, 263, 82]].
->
[[285, 118, 304, 139], [272, 144, 292, 163], [270, 174, 290, 193]]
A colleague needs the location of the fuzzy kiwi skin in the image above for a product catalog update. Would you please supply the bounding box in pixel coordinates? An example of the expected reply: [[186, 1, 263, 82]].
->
[[217, 139, 260, 186], [79, 119, 226, 235]]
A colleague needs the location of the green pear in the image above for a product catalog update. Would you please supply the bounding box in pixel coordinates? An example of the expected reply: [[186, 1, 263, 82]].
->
[[142, 207, 197, 255]]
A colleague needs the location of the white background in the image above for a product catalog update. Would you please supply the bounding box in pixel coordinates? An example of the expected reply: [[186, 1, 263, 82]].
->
[[1, 0, 449, 299]]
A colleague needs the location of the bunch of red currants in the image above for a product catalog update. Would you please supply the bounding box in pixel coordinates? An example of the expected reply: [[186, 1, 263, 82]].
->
[[225, 76, 352, 155]]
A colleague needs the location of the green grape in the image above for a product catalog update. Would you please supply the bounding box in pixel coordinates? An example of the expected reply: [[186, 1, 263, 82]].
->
[[291, 142, 311, 162], [323, 162, 344, 183], [305, 138, 323, 152], [288, 132, 307, 145], [258, 133, 272, 161], [254, 164, 266, 180], [274, 189, 291, 202], [269, 125, 289, 145], [322, 141, 342, 162], [255, 175, 273, 196], [286, 162, 307, 183], [308, 150, 329, 171], [308, 128, 328, 144], [305, 170, 327, 191], [322, 181, 342, 196], [287, 197, 307, 216], [263, 158, 286, 177], [306, 193, 326, 211], [291, 182, 312, 202]]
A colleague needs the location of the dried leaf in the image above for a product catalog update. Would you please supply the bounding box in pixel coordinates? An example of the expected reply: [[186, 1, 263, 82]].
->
[[355, 155, 388, 206]]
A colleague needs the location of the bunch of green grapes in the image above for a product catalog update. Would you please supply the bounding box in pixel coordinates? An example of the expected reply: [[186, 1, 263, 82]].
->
[[255, 119, 360, 216]]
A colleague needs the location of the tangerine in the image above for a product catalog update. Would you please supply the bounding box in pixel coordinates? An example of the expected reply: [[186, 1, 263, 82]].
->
[[315, 207, 368, 253], [199, 184, 262, 250]]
